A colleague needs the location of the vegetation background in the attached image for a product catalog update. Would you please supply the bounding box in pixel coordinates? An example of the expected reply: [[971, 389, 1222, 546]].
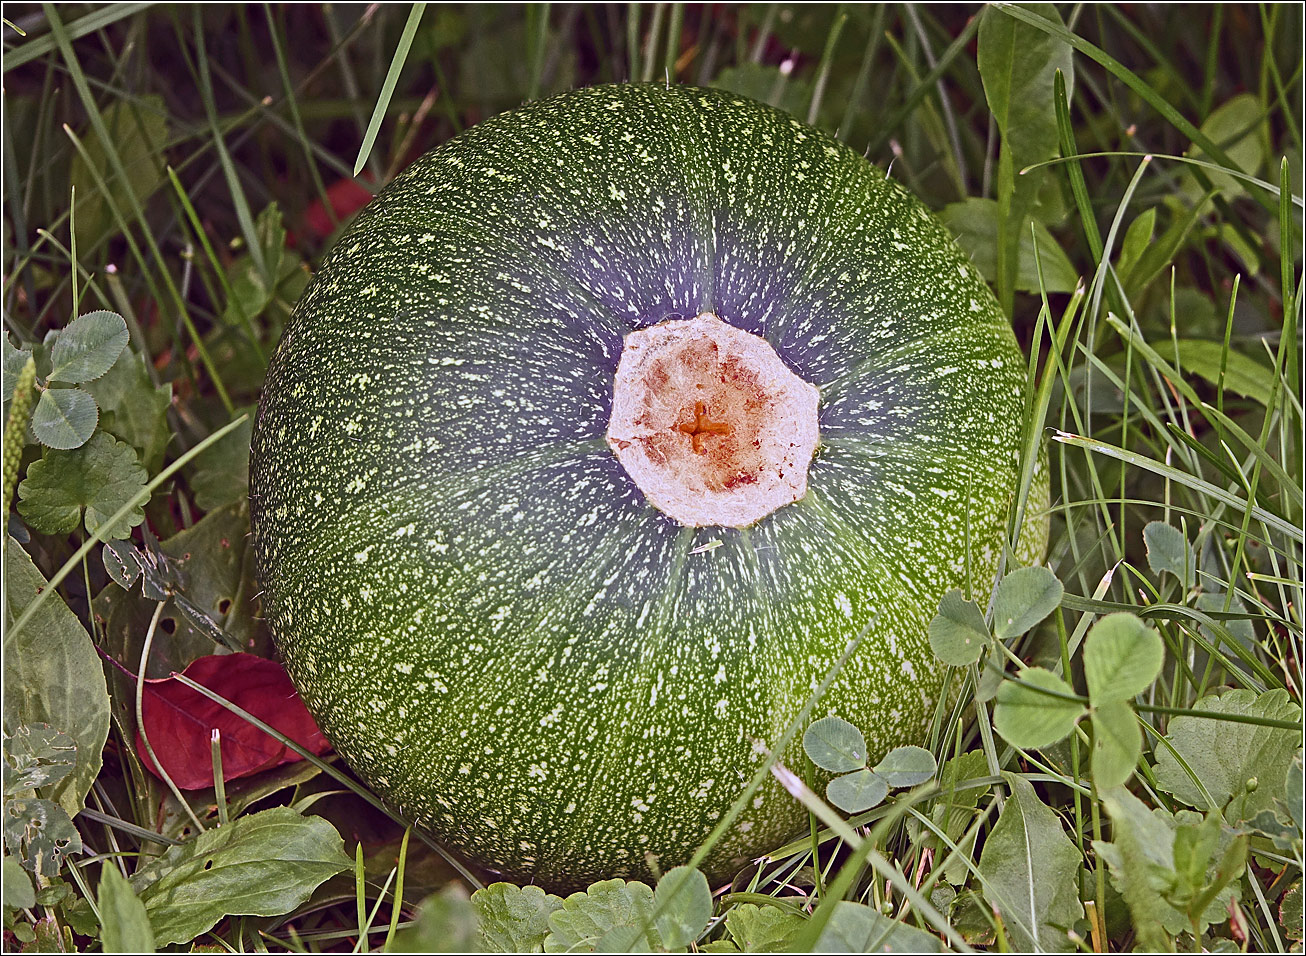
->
[[2, 2, 1302, 952]]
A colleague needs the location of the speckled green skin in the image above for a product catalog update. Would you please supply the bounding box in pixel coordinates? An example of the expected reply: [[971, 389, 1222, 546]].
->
[[250, 83, 1046, 888]]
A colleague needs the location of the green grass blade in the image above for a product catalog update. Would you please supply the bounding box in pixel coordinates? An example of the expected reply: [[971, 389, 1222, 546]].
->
[[353, 3, 425, 177]]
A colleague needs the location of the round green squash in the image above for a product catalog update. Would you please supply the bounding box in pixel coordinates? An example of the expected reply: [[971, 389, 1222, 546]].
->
[[250, 82, 1045, 887]]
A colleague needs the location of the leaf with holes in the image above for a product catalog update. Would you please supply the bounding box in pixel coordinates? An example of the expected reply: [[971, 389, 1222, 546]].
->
[[3, 725, 77, 795], [30, 387, 99, 450], [4, 537, 110, 818], [992, 566, 1064, 640], [2, 798, 82, 877], [802, 716, 867, 774], [17, 433, 146, 539], [128, 653, 330, 790], [129, 805, 350, 946], [47, 311, 129, 384], [928, 589, 990, 666]]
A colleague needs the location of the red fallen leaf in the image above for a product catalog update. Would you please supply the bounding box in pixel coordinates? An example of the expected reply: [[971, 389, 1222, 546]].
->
[[290, 175, 375, 247], [133, 653, 330, 790]]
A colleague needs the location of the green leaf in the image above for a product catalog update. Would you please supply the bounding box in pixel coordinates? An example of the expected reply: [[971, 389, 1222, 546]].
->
[[992, 566, 1064, 640], [394, 886, 479, 953], [1183, 93, 1266, 201], [3, 853, 36, 910], [723, 903, 804, 952], [129, 806, 351, 946], [3, 537, 110, 818], [872, 745, 937, 788], [939, 197, 1079, 293], [993, 667, 1085, 749], [928, 589, 990, 666], [2, 798, 82, 877], [1284, 751, 1303, 834], [473, 882, 564, 953], [710, 63, 812, 118], [187, 412, 252, 511], [1171, 810, 1222, 903], [825, 768, 889, 813], [1143, 520, 1197, 583], [4, 336, 34, 413], [97, 863, 155, 953], [1282, 881, 1303, 941], [17, 433, 147, 540], [978, 4, 1074, 173], [544, 879, 660, 953], [1173, 339, 1275, 407], [1091, 698, 1142, 789], [30, 387, 99, 450], [811, 901, 943, 953], [1093, 788, 1183, 950], [47, 311, 129, 384], [1116, 207, 1157, 286], [978, 774, 1084, 952], [3, 724, 77, 793], [69, 95, 169, 251], [1153, 688, 1302, 820], [653, 866, 712, 949], [1083, 613, 1164, 704], [82, 347, 172, 472], [803, 716, 868, 773]]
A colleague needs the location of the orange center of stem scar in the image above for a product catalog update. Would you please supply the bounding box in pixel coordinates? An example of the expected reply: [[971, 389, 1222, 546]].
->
[[676, 401, 731, 454]]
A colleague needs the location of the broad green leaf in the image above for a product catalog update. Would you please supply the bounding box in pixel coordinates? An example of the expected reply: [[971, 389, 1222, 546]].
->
[[3, 724, 77, 793], [1143, 520, 1197, 583], [1153, 688, 1302, 820], [992, 566, 1064, 640], [2, 798, 81, 877], [978, 4, 1074, 172], [1091, 699, 1142, 788], [993, 667, 1085, 749], [473, 882, 563, 953], [47, 311, 129, 384], [394, 886, 478, 953], [803, 716, 867, 773], [544, 879, 659, 953], [1171, 810, 1222, 903], [940, 197, 1079, 293], [812, 901, 943, 953], [82, 347, 172, 472], [69, 95, 169, 251], [130, 806, 351, 946], [723, 903, 804, 952], [978, 774, 1084, 952], [3, 853, 35, 910], [928, 589, 990, 666], [17, 433, 147, 540], [30, 387, 98, 450], [1285, 751, 1303, 834], [97, 863, 155, 953], [872, 745, 937, 788], [1083, 613, 1164, 704], [3, 335, 33, 413], [1116, 207, 1157, 286], [1183, 93, 1266, 200], [826, 768, 889, 814], [653, 867, 712, 949], [187, 412, 253, 511], [1282, 881, 1303, 941], [3, 537, 110, 818], [1173, 339, 1275, 407]]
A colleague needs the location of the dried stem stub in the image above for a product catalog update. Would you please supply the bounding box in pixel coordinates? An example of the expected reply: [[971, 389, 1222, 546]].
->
[[606, 312, 820, 528]]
